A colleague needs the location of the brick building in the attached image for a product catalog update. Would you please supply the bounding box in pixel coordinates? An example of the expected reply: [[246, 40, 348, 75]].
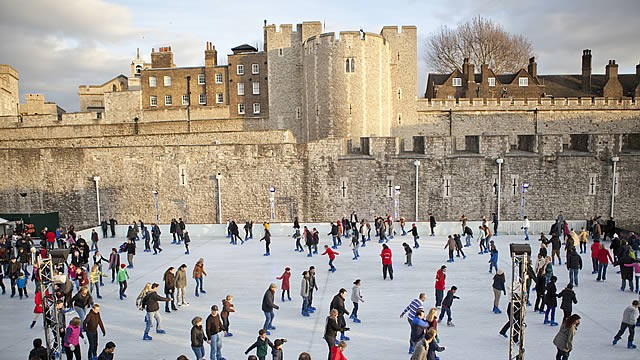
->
[[425, 50, 640, 99], [227, 44, 269, 119]]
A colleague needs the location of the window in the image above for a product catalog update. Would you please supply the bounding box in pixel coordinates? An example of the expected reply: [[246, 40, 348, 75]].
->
[[215, 73, 223, 84], [237, 65, 244, 75], [295, 107, 301, 120], [278, 48, 284, 57], [345, 58, 355, 73], [253, 103, 261, 114], [237, 83, 245, 95], [488, 77, 496, 87], [238, 103, 245, 114], [588, 174, 597, 196], [519, 77, 528, 87], [452, 77, 462, 87], [252, 64, 259, 74], [216, 93, 223, 104], [252, 82, 260, 95], [150, 96, 157, 106], [182, 95, 189, 105], [197, 74, 205, 85], [149, 76, 157, 87], [443, 176, 452, 198], [199, 94, 206, 105], [165, 95, 172, 106], [164, 76, 171, 87]]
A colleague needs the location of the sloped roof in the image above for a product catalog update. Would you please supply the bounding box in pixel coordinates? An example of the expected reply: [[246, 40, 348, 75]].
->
[[231, 44, 258, 53]]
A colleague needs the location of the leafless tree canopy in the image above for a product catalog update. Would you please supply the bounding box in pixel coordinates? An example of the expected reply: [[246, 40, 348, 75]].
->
[[426, 16, 533, 74]]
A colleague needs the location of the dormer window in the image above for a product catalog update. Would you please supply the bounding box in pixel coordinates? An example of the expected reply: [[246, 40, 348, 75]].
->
[[519, 77, 528, 87], [452, 77, 462, 87]]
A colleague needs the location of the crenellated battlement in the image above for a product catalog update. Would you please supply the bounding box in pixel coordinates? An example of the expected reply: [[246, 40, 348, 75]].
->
[[304, 30, 387, 48], [417, 97, 640, 111]]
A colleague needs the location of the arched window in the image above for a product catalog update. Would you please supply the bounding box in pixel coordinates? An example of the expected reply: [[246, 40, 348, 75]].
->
[[345, 59, 350, 73], [112, 84, 117, 92]]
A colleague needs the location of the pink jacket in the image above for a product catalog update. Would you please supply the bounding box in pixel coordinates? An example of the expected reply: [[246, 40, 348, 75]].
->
[[64, 324, 82, 347], [624, 262, 640, 274]]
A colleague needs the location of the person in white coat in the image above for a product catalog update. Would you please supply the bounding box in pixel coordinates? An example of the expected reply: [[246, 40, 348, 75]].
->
[[522, 216, 531, 241]]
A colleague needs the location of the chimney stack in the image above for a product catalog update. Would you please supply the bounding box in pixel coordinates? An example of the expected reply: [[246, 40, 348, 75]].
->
[[527, 57, 537, 78], [581, 49, 592, 93], [603, 60, 623, 98], [605, 60, 619, 81], [205, 42, 217, 68], [151, 46, 175, 68]]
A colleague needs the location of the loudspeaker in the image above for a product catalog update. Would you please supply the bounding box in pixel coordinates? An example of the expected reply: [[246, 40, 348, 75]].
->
[[509, 243, 531, 257]]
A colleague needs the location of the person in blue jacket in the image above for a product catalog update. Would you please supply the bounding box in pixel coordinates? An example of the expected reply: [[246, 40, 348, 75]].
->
[[489, 244, 499, 274]]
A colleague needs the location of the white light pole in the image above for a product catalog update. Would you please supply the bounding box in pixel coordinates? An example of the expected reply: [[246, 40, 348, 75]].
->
[[93, 176, 101, 225], [520, 181, 530, 218], [394, 185, 401, 220], [610, 156, 619, 219], [496, 159, 503, 225], [269, 186, 276, 221], [215, 173, 223, 224], [413, 160, 420, 222], [152, 190, 159, 223]]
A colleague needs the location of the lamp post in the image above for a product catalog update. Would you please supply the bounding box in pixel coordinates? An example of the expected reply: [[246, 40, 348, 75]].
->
[[413, 160, 420, 222], [152, 190, 159, 223], [496, 158, 503, 225], [93, 176, 101, 225], [394, 185, 401, 220], [269, 186, 276, 221], [610, 156, 619, 218], [520, 181, 530, 219], [215, 173, 223, 224]]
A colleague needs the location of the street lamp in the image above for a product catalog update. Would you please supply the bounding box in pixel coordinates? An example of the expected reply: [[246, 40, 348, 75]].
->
[[520, 181, 530, 218], [496, 158, 503, 227], [610, 156, 619, 218], [269, 186, 276, 221], [215, 173, 223, 224], [394, 185, 401, 220], [93, 176, 101, 225], [413, 160, 420, 222], [152, 190, 159, 223]]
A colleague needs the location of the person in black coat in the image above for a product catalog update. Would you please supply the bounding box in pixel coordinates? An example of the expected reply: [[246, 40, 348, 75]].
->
[[499, 296, 523, 342], [163, 267, 177, 313], [429, 213, 437, 236], [108, 218, 117, 238], [534, 270, 547, 313], [544, 276, 559, 326], [566, 248, 583, 287], [330, 289, 350, 341], [557, 283, 578, 321], [28, 338, 48, 360], [262, 283, 279, 334], [323, 309, 348, 358]]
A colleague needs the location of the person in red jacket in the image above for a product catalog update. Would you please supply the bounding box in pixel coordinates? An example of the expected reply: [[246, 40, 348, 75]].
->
[[435, 266, 447, 307], [322, 245, 339, 272], [590, 239, 600, 274], [380, 244, 394, 280], [330, 340, 348, 360], [31, 289, 44, 328], [596, 243, 614, 282], [46, 230, 56, 250], [276, 267, 291, 301]]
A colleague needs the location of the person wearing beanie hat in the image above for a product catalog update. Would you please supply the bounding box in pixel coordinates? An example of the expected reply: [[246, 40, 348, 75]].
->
[[116, 263, 129, 300], [190, 316, 206, 360], [492, 269, 506, 314], [206, 304, 225, 359], [276, 267, 291, 302]]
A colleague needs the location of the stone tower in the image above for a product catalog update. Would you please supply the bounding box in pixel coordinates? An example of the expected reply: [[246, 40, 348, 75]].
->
[[0, 64, 19, 116]]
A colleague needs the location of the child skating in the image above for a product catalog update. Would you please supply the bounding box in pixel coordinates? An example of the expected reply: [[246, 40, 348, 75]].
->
[[403, 243, 413, 266], [244, 329, 274, 360], [322, 245, 339, 272], [437, 286, 459, 326], [444, 235, 456, 263]]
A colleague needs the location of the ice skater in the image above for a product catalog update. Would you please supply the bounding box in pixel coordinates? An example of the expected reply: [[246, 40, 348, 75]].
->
[[276, 267, 291, 301], [330, 288, 350, 341], [300, 271, 311, 317], [141, 283, 171, 340], [403, 243, 413, 266], [612, 300, 639, 349], [350, 279, 364, 323], [544, 276, 559, 326], [445, 235, 456, 263], [322, 245, 339, 273], [193, 258, 207, 297], [183, 231, 191, 255], [380, 244, 394, 280], [489, 244, 499, 273], [454, 233, 466, 259], [409, 223, 419, 248], [244, 329, 274, 360], [260, 228, 272, 256], [261, 283, 279, 335], [435, 266, 446, 308], [221, 294, 235, 336], [351, 233, 360, 260], [437, 286, 459, 326]]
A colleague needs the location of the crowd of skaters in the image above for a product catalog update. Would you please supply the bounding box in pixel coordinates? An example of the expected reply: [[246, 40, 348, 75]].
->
[[0, 211, 637, 360]]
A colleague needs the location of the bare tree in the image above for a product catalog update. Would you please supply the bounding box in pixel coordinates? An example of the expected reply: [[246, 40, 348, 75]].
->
[[426, 16, 533, 74]]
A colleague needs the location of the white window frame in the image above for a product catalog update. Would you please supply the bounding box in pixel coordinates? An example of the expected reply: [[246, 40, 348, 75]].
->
[[164, 76, 171, 87], [452, 77, 462, 87], [215, 73, 223, 84], [237, 64, 244, 75], [238, 103, 245, 115], [164, 95, 172, 106], [488, 77, 496, 87], [199, 94, 206, 105], [216, 93, 223, 104], [182, 95, 189, 105], [252, 82, 260, 95], [237, 83, 244, 96], [251, 64, 259, 74], [519, 77, 528, 87], [150, 96, 157, 107], [197, 74, 205, 85], [345, 58, 355, 73], [253, 103, 261, 114], [149, 76, 157, 87]]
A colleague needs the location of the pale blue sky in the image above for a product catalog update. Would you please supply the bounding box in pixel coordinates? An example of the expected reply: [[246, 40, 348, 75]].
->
[[0, 0, 638, 111]]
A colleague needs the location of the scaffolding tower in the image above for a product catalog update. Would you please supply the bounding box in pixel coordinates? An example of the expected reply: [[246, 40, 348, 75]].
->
[[509, 243, 531, 360], [39, 254, 63, 359]]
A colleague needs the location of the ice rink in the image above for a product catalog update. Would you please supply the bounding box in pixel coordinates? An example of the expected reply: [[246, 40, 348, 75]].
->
[[1, 224, 638, 360]]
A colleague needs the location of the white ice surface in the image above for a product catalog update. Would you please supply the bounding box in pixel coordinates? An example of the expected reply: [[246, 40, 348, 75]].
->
[[1, 227, 639, 360]]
